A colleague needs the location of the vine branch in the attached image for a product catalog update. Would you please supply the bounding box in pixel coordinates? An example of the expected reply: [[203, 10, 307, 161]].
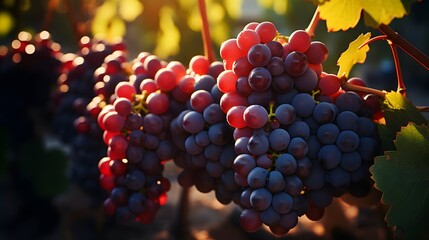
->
[[197, 0, 216, 63], [416, 106, 429, 112], [378, 24, 429, 71]]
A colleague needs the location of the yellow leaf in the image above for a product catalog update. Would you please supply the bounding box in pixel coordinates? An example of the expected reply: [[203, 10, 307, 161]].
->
[[318, 0, 362, 31], [119, 0, 143, 22], [362, 0, 406, 28], [337, 32, 371, 78], [318, 0, 407, 32], [154, 6, 180, 58]]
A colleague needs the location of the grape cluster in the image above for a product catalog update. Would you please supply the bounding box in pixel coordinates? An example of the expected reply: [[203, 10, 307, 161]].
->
[[95, 52, 196, 224], [53, 37, 126, 141], [169, 56, 242, 204], [215, 22, 379, 236], [46, 21, 381, 235], [52, 37, 125, 207]]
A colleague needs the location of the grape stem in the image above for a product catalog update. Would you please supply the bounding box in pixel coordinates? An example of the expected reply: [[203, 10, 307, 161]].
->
[[133, 92, 149, 114], [387, 41, 406, 96], [305, 6, 320, 38], [378, 24, 429, 71], [359, 35, 406, 96], [340, 77, 386, 98], [357, 35, 389, 49], [197, 0, 216, 63]]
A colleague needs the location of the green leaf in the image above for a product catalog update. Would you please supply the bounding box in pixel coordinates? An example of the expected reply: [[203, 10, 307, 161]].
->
[[383, 91, 428, 131], [318, 0, 408, 31], [377, 92, 428, 152], [370, 123, 429, 239], [337, 32, 371, 78], [18, 140, 69, 197]]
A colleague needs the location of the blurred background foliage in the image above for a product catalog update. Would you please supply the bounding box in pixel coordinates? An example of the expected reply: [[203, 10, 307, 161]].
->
[[0, 0, 372, 64], [0, 0, 427, 79]]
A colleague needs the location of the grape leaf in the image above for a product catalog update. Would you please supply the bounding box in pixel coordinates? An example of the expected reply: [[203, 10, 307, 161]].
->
[[337, 32, 371, 78], [370, 123, 429, 239], [382, 91, 428, 131], [318, 0, 408, 31], [378, 91, 428, 152]]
